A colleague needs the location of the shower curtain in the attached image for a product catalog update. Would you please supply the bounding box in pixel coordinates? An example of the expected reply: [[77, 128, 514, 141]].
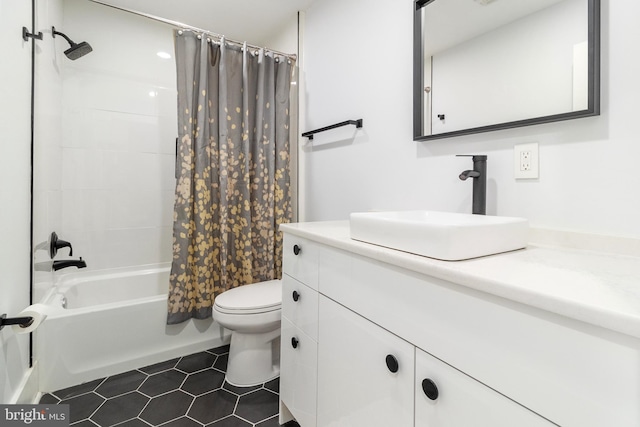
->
[[167, 31, 294, 324]]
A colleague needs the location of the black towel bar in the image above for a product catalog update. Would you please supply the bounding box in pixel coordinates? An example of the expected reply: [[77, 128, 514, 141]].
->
[[302, 119, 363, 140]]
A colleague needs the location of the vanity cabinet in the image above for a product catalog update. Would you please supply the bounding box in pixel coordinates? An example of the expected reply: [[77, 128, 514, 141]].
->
[[280, 226, 640, 427], [318, 295, 552, 427], [280, 235, 320, 427]]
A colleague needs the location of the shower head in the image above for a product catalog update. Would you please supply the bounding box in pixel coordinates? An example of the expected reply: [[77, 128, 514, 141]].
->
[[52, 26, 93, 60], [64, 41, 92, 60]]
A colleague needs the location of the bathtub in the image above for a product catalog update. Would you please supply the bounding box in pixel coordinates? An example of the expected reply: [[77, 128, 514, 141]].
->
[[36, 263, 230, 392]]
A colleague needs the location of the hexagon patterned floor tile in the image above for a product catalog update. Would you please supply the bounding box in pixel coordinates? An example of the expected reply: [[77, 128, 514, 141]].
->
[[40, 345, 301, 427]]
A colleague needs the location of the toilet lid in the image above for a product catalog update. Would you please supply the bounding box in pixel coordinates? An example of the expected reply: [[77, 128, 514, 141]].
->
[[214, 279, 282, 314]]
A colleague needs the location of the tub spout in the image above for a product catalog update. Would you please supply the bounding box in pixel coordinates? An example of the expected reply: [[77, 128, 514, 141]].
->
[[53, 257, 87, 271]]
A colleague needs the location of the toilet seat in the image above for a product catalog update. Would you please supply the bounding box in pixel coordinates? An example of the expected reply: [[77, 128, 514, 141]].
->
[[214, 279, 282, 315]]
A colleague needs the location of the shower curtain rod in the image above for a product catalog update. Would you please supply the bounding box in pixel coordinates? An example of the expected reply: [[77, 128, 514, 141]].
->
[[88, 0, 297, 61]]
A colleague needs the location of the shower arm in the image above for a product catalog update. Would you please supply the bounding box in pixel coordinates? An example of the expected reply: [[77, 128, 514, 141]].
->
[[52, 27, 77, 46]]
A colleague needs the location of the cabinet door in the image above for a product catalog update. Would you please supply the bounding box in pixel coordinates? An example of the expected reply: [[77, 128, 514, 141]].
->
[[415, 348, 554, 427], [281, 318, 318, 427], [317, 296, 414, 427]]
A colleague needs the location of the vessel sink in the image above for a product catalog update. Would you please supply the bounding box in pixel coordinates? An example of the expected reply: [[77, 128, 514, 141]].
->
[[350, 211, 528, 261]]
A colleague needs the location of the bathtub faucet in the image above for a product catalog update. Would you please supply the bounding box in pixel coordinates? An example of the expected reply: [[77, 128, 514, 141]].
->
[[52, 257, 87, 271], [49, 231, 73, 257]]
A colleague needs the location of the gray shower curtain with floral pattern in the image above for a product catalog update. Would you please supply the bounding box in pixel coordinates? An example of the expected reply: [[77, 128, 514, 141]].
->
[[168, 31, 294, 324]]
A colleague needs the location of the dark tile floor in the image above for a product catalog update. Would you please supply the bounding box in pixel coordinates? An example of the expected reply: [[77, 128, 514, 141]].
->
[[40, 345, 300, 427]]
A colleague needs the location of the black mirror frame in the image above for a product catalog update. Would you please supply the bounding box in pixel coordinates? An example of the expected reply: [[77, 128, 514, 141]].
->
[[413, 0, 600, 141]]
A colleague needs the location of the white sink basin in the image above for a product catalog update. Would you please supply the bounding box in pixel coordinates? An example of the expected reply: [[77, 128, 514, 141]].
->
[[350, 211, 528, 261]]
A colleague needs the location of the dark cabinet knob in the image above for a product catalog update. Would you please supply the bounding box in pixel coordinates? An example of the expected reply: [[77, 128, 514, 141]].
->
[[422, 378, 439, 400], [292, 290, 300, 302], [291, 337, 299, 349], [385, 354, 399, 373], [293, 244, 301, 255]]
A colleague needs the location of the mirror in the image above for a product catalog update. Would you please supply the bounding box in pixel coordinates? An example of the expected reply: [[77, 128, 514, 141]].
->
[[413, 0, 600, 141]]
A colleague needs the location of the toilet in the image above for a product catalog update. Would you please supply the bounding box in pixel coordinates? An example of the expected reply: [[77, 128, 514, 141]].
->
[[212, 279, 282, 387]]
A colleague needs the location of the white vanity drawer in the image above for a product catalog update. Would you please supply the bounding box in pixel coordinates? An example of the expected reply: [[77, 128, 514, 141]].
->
[[283, 235, 319, 290], [281, 317, 317, 427], [282, 274, 319, 341]]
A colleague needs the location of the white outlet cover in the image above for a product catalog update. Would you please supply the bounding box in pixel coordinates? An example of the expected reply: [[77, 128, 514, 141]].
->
[[514, 142, 539, 179]]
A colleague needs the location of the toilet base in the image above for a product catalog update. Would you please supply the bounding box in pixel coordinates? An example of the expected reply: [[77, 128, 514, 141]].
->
[[225, 327, 281, 387]]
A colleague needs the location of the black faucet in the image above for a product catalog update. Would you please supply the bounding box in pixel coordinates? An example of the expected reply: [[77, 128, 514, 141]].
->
[[52, 258, 87, 271], [458, 155, 487, 215]]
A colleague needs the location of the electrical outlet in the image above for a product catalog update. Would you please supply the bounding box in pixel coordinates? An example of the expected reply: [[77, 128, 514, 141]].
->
[[520, 150, 531, 171], [514, 142, 539, 179]]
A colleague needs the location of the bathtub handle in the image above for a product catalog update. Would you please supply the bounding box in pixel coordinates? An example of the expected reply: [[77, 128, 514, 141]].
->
[[49, 231, 73, 258]]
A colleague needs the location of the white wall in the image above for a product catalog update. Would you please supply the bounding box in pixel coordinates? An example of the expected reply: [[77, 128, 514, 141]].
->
[[301, 0, 640, 240], [53, 0, 177, 271], [263, 12, 298, 55], [33, 0, 64, 303], [0, 0, 35, 404]]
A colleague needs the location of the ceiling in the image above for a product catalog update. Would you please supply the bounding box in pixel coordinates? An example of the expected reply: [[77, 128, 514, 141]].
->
[[90, 0, 316, 45]]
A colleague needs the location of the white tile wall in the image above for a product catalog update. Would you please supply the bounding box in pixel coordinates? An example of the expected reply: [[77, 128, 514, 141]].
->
[[33, 0, 64, 302], [56, 0, 178, 270]]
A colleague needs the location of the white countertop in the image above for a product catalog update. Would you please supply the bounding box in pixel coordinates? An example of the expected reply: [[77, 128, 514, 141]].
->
[[280, 221, 640, 340]]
